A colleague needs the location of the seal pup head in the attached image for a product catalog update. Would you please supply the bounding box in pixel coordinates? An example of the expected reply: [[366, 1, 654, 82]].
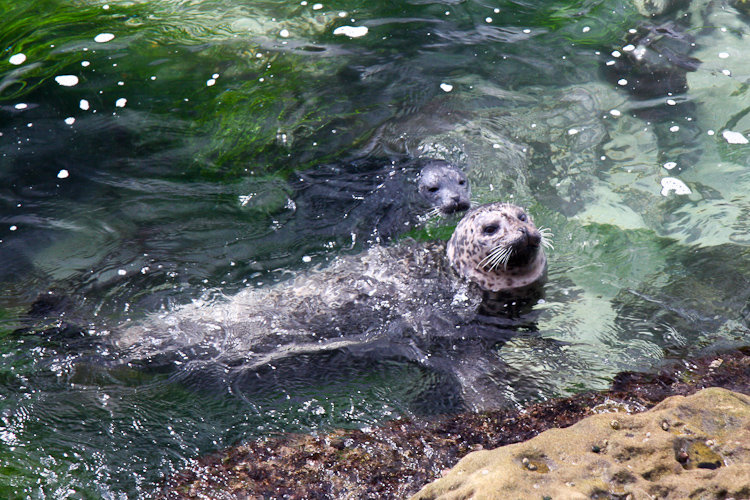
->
[[417, 160, 471, 216], [447, 202, 550, 292]]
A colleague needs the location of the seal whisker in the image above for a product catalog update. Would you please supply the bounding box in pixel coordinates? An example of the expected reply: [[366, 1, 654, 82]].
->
[[477, 249, 499, 270], [477, 250, 498, 269], [498, 246, 514, 269], [478, 245, 513, 271], [483, 250, 508, 271], [423, 206, 442, 220], [538, 227, 555, 250], [477, 245, 506, 268]]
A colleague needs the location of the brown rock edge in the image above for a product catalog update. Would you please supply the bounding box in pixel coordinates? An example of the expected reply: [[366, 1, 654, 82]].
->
[[159, 348, 750, 500], [413, 388, 750, 500]]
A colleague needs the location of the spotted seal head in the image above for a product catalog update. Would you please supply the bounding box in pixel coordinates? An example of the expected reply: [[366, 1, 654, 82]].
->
[[447, 202, 550, 292], [417, 160, 471, 216]]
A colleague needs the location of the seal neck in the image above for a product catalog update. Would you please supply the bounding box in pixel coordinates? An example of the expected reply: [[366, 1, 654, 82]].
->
[[479, 269, 547, 318]]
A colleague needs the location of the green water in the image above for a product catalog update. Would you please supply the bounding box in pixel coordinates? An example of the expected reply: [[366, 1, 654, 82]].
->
[[2, 0, 750, 497]]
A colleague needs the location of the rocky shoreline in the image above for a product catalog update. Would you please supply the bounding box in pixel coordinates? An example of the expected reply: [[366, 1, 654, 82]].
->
[[159, 348, 750, 499], [413, 388, 750, 500]]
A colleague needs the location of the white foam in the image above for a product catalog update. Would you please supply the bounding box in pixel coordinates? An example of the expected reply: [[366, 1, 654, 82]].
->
[[660, 177, 691, 196], [722, 130, 748, 144], [94, 33, 115, 43], [55, 75, 79, 87], [333, 26, 368, 38]]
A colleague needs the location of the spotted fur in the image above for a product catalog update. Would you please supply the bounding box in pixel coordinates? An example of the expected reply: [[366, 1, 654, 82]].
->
[[446, 202, 547, 292]]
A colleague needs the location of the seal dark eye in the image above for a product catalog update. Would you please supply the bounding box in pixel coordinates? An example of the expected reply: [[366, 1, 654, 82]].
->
[[428, 186, 439, 192], [518, 213, 527, 222], [458, 179, 466, 185], [483, 224, 498, 235]]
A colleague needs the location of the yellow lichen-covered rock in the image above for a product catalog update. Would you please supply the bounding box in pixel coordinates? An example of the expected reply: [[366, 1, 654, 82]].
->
[[411, 388, 750, 500]]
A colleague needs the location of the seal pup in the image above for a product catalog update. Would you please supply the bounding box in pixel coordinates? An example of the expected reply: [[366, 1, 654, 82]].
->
[[417, 159, 471, 217], [288, 157, 470, 250], [447, 202, 551, 293]]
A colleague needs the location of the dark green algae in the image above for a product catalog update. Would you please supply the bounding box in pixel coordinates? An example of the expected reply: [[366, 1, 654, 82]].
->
[[2, 0, 642, 180]]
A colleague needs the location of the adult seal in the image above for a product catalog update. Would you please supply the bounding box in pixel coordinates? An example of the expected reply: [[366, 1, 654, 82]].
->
[[447, 202, 550, 292], [102, 202, 554, 409]]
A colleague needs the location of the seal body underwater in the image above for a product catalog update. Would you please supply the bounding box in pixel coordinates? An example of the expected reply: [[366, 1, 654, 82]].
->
[[105, 202, 552, 410], [113, 203, 549, 364]]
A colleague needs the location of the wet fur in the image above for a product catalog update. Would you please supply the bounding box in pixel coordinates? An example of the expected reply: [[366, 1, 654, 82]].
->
[[417, 160, 471, 216], [108, 203, 551, 410]]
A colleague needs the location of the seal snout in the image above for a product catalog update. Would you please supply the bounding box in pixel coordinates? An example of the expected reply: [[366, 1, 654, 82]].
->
[[440, 194, 471, 215], [451, 194, 471, 213], [518, 226, 542, 248]]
